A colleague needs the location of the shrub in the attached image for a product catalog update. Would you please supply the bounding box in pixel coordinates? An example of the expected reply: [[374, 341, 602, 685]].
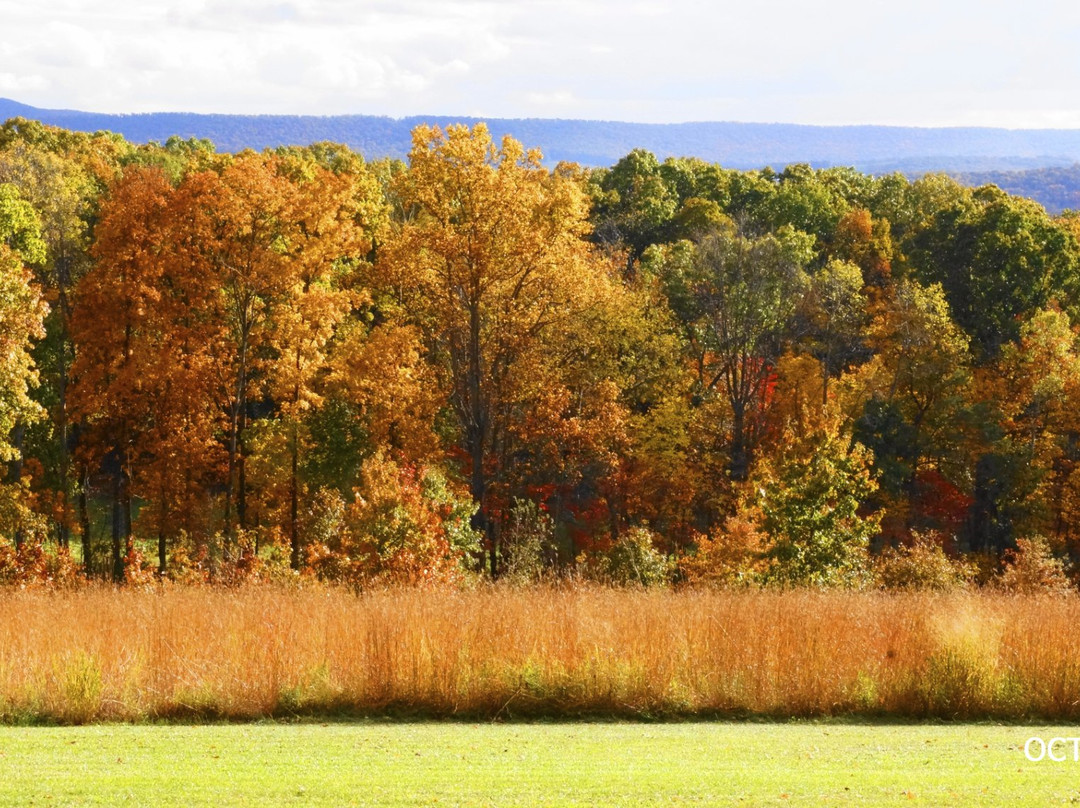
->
[[677, 511, 768, 587], [875, 531, 974, 590], [165, 535, 212, 585], [585, 527, 674, 587], [308, 452, 480, 588], [760, 433, 878, 587], [301, 487, 347, 550], [499, 498, 554, 585], [996, 536, 1072, 593], [122, 541, 157, 586], [0, 540, 84, 588]]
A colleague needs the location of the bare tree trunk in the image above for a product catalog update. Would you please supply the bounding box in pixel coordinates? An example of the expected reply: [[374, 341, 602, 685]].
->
[[729, 405, 750, 482], [289, 342, 302, 570], [158, 478, 168, 577], [465, 295, 496, 577], [290, 422, 300, 570], [78, 466, 92, 575], [223, 335, 248, 549], [8, 424, 24, 548], [469, 436, 492, 577], [111, 467, 123, 583], [238, 411, 248, 532], [56, 266, 71, 548]]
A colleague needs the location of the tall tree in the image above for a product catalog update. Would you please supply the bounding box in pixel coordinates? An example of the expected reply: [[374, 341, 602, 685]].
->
[[172, 154, 296, 540], [974, 307, 1080, 551], [380, 124, 612, 576], [0, 143, 98, 546], [0, 183, 47, 458], [660, 224, 812, 481], [850, 280, 972, 538], [589, 149, 679, 276], [802, 258, 868, 406], [0, 184, 47, 548], [70, 167, 174, 578], [910, 185, 1080, 358], [765, 163, 850, 248], [264, 158, 371, 569]]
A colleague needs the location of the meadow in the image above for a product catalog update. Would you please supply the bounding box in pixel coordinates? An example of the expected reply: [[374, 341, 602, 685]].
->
[[2, 585, 1079, 723]]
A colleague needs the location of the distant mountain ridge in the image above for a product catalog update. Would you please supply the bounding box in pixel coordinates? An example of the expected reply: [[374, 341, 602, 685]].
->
[[6, 97, 1080, 175]]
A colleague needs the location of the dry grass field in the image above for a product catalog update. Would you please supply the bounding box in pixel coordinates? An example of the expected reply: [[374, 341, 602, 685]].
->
[[1, 584, 1078, 723]]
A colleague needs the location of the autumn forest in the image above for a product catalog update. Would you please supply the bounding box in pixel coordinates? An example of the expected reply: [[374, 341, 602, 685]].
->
[[1, 115, 1078, 593]]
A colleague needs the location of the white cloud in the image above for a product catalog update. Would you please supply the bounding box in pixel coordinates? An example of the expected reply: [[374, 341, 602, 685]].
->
[[526, 90, 578, 107], [0, 72, 50, 92], [0, 0, 1078, 126]]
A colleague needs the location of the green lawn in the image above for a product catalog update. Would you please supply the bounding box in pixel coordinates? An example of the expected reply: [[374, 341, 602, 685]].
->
[[0, 722, 1076, 806]]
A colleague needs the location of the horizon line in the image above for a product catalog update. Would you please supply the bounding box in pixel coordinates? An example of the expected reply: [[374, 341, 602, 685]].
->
[[5, 97, 1080, 133]]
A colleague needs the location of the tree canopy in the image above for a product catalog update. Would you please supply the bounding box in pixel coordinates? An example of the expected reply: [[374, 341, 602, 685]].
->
[[3, 120, 1080, 589]]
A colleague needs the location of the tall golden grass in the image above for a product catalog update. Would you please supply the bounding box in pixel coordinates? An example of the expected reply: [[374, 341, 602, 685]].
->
[[1, 584, 1079, 722]]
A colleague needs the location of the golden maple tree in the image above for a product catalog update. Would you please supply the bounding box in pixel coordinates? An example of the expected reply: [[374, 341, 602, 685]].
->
[[379, 124, 615, 575]]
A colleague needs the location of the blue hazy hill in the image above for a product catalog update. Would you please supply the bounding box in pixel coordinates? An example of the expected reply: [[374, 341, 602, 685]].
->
[[8, 98, 1080, 211], [6, 97, 1080, 172]]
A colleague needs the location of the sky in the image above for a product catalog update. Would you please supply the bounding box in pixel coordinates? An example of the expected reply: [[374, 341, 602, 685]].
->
[[1, 0, 1079, 127]]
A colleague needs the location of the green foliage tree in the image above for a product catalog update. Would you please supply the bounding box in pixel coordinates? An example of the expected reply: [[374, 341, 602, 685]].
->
[[589, 149, 679, 275], [765, 163, 850, 248], [910, 185, 1080, 358], [0, 184, 47, 549], [802, 258, 868, 405], [0, 142, 100, 547], [0, 184, 47, 457], [660, 224, 812, 481], [761, 433, 879, 587], [851, 280, 972, 535]]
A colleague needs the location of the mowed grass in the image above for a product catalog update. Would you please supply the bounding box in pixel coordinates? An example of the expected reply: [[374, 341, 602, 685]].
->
[[0, 721, 1076, 806]]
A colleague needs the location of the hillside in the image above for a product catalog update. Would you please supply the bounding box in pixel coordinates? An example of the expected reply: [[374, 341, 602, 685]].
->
[[953, 164, 1080, 214], [9, 98, 1080, 213], [5, 97, 1080, 175]]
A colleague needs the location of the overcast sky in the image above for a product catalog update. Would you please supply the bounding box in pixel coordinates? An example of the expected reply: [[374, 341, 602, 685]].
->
[[1, 0, 1078, 127]]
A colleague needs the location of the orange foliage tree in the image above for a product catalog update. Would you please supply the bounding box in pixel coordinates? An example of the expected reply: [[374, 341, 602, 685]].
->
[[71, 150, 383, 576], [71, 166, 227, 578]]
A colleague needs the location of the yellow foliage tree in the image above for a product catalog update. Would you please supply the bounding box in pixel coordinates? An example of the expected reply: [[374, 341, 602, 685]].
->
[[379, 124, 614, 575], [0, 184, 47, 546]]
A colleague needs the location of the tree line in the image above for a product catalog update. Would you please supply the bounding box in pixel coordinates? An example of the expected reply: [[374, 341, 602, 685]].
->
[[1, 116, 1079, 588]]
